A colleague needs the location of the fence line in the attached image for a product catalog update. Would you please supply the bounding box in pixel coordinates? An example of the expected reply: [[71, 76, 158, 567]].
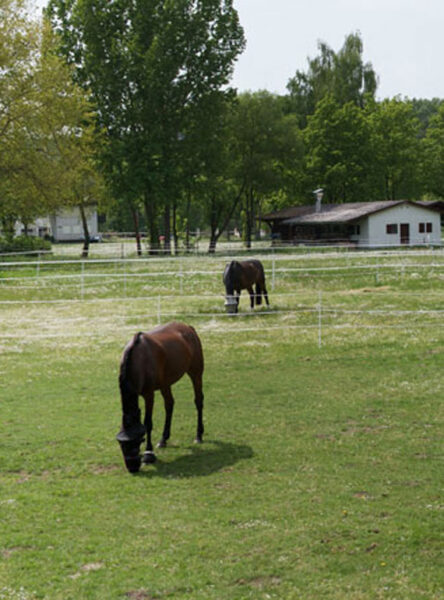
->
[[0, 319, 442, 343], [1, 298, 443, 347], [1, 246, 443, 267], [0, 288, 443, 306], [1, 261, 443, 286]]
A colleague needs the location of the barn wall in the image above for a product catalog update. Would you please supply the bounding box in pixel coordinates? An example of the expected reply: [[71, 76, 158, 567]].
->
[[365, 204, 441, 246], [50, 208, 98, 242]]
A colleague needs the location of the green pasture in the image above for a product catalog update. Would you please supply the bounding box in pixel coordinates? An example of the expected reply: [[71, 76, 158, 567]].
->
[[0, 250, 443, 599]]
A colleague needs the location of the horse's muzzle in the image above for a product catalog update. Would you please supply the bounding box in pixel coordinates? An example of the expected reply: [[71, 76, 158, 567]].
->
[[123, 453, 142, 473], [224, 296, 238, 314], [117, 437, 144, 473]]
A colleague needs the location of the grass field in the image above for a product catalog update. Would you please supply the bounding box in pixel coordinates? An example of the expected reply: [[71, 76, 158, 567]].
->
[[0, 248, 443, 599]]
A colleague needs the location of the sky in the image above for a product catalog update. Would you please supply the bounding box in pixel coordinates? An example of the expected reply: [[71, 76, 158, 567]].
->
[[32, 0, 444, 101], [231, 0, 444, 100]]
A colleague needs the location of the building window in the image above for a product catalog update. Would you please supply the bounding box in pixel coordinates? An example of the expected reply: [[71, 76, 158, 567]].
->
[[419, 222, 433, 233], [386, 224, 398, 234]]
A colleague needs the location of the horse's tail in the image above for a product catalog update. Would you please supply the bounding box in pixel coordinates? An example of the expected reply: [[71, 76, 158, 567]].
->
[[119, 332, 143, 410]]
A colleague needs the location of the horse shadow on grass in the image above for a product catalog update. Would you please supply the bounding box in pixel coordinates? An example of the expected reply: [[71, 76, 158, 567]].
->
[[136, 439, 254, 479]]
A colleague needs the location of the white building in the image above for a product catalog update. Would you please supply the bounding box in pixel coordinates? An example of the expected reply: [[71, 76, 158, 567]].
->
[[49, 207, 98, 242], [14, 206, 99, 242], [264, 200, 443, 247]]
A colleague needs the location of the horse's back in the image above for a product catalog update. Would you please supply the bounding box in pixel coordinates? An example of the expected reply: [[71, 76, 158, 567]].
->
[[134, 322, 203, 389], [241, 259, 265, 285]]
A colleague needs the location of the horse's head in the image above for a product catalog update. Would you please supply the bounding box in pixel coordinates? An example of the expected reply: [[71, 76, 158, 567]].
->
[[116, 421, 146, 473], [223, 261, 240, 313]]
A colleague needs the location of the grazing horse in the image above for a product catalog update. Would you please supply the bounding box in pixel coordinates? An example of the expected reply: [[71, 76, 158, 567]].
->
[[116, 321, 204, 473], [223, 259, 269, 313]]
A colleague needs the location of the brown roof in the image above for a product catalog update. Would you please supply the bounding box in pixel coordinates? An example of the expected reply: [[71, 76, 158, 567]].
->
[[417, 200, 444, 213], [263, 200, 440, 226], [261, 205, 314, 221]]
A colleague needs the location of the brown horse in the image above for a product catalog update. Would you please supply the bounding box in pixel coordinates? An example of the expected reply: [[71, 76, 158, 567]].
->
[[223, 259, 270, 313], [116, 321, 204, 473]]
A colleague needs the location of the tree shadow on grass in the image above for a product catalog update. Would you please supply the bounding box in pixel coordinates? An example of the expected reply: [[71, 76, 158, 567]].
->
[[136, 439, 254, 479]]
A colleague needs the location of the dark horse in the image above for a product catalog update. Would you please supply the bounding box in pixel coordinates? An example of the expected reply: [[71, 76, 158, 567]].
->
[[116, 321, 204, 473], [223, 259, 269, 313]]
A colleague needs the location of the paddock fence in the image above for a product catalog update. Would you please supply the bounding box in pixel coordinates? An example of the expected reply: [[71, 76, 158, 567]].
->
[[1, 249, 443, 348], [0, 288, 443, 350], [1, 251, 444, 298]]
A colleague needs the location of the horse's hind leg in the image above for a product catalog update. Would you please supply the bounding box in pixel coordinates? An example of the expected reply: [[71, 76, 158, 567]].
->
[[190, 373, 204, 443], [255, 283, 263, 305], [142, 390, 156, 464], [247, 286, 255, 309], [158, 387, 175, 448], [261, 277, 270, 306]]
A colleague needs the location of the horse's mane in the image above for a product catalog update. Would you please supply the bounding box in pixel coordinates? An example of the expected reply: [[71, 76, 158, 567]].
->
[[119, 332, 143, 422], [120, 332, 142, 382], [223, 260, 240, 284]]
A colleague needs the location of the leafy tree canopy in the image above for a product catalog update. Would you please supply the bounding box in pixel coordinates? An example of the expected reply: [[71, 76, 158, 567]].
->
[[286, 32, 378, 127]]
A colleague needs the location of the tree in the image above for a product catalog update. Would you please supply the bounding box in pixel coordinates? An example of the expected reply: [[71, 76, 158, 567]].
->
[[411, 98, 444, 138], [286, 32, 378, 127], [421, 103, 444, 198], [46, 0, 246, 254], [231, 91, 304, 247], [0, 0, 41, 237], [0, 2, 105, 252], [367, 97, 422, 200], [303, 95, 374, 203]]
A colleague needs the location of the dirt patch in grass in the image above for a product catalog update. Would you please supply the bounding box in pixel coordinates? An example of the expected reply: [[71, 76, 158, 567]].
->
[[235, 575, 282, 589], [125, 591, 158, 600]]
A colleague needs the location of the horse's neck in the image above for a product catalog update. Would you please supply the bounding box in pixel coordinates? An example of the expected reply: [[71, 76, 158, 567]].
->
[[122, 405, 141, 430], [120, 381, 141, 424]]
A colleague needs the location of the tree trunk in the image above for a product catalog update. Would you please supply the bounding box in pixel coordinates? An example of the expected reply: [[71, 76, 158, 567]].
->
[[79, 204, 90, 258], [131, 206, 142, 256], [143, 189, 159, 255], [2, 217, 15, 242], [208, 229, 218, 253], [207, 183, 245, 254], [163, 203, 171, 255], [172, 200, 178, 255], [185, 189, 191, 252], [244, 187, 254, 249]]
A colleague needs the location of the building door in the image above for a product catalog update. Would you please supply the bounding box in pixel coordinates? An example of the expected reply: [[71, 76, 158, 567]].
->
[[400, 223, 410, 245]]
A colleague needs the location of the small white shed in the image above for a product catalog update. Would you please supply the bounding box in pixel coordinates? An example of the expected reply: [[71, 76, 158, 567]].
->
[[49, 206, 99, 242]]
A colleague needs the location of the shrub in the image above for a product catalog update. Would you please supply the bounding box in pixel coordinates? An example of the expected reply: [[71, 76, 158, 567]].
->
[[0, 235, 51, 254]]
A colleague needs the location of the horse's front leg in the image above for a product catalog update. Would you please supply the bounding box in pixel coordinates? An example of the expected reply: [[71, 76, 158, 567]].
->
[[142, 390, 156, 464], [158, 387, 175, 448]]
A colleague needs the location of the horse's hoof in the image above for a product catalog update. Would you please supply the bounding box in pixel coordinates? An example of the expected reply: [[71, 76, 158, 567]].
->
[[142, 451, 156, 464], [194, 437, 203, 444], [157, 440, 167, 449]]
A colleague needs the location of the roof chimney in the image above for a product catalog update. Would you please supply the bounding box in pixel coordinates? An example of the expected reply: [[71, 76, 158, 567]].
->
[[313, 188, 324, 213]]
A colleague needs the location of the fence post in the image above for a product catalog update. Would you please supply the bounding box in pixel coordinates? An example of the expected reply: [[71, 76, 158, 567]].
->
[[318, 290, 322, 348], [81, 260, 85, 301], [123, 259, 127, 297], [157, 296, 161, 324], [271, 252, 276, 291], [179, 262, 183, 294]]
